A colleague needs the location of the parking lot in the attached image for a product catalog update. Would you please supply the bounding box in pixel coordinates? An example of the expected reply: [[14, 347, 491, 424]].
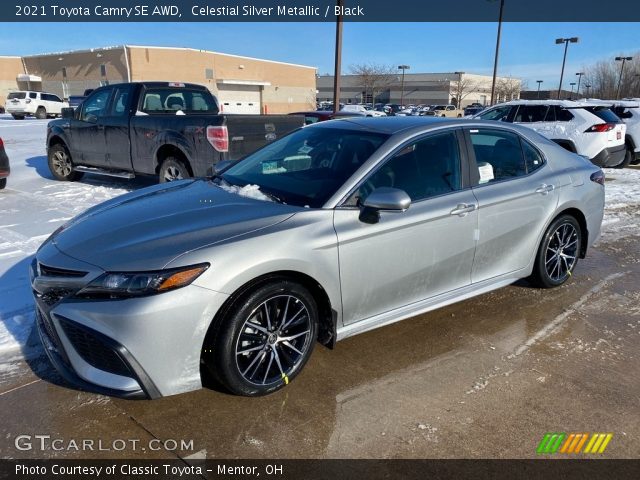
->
[[1, 115, 639, 460]]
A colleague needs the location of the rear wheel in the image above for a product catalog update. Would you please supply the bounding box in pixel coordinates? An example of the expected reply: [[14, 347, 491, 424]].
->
[[35, 107, 46, 120], [48, 144, 83, 181], [159, 156, 191, 183], [205, 280, 318, 396], [614, 146, 633, 168], [0, 178, 6, 190], [530, 215, 582, 288]]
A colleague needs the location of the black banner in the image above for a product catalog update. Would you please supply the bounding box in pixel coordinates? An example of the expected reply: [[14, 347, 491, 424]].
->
[[2, 459, 640, 480], [3, 0, 640, 22]]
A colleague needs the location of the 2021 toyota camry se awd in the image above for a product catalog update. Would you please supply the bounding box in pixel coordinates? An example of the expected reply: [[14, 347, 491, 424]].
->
[[31, 117, 605, 398]]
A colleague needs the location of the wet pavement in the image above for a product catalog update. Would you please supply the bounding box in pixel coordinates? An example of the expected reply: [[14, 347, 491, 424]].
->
[[1, 234, 639, 460]]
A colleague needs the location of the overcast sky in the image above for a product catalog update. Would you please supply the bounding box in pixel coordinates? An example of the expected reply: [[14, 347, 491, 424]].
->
[[1, 22, 638, 89]]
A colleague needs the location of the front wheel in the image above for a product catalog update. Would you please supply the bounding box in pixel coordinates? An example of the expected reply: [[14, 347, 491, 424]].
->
[[48, 144, 84, 181], [11, 114, 24, 120], [206, 280, 318, 396], [530, 215, 582, 288]]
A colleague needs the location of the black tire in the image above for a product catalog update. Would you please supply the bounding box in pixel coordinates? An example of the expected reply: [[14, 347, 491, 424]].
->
[[530, 215, 582, 288], [158, 156, 191, 183], [614, 146, 633, 169], [206, 280, 318, 396], [0, 178, 6, 190], [35, 107, 46, 120], [11, 114, 24, 120], [48, 143, 84, 181]]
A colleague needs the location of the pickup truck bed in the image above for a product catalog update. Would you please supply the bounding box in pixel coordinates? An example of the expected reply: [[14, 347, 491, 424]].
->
[[46, 82, 303, 182]]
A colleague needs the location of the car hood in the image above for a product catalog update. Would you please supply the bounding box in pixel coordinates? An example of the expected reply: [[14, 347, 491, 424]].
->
[[52, 179, 301, 271]]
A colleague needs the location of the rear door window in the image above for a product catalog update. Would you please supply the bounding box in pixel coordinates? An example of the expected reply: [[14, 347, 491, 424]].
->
[[554, 106, 574, 121], [468, 129, 527, 183], [514, 105, 549, 123], [29, 92, 38, 99]]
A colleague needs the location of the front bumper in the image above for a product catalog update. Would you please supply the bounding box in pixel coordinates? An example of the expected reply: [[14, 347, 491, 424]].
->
[[589, 144, 626, 167], [31, 243, 229, 398]]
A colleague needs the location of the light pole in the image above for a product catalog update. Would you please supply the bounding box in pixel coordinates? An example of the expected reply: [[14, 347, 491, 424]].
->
[[585, 84, 591, 97], [575, 72, 584, 98], [555, 37, 579, 99], [454, 71, 465, 108], [569, 82, 576, 99], [615, 56, 633, 100], [332, 0, 343, 114], [536, 80, 543, 99], [489, 0, 505, 106], [398, 65, 410, 107]]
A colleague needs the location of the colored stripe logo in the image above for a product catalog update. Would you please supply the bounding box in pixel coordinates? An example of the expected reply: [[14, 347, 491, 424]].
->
[[537, 433, 613, 455]]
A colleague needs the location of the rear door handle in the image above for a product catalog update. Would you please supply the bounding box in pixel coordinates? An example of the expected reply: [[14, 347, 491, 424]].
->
[[450, 203, 477, 216], [535, 184, 555, 195]]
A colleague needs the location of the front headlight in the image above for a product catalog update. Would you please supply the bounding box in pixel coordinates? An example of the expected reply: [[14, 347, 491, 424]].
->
[[76, 263, 209, 299]]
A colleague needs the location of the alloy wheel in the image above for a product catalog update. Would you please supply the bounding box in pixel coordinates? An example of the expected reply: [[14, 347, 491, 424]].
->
[[235, 294, 312, 386], [545, 223, 579, 282], [164, 165, 183, 181], [52, 150, 73, 177]]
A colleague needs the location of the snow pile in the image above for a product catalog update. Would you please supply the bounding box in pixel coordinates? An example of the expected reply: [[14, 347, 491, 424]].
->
[[217, 183, 273, 202], [600, 167, 640, 241]]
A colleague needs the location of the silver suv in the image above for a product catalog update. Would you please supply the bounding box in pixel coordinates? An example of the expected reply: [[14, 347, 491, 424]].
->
[[473, 100, 626, 167]]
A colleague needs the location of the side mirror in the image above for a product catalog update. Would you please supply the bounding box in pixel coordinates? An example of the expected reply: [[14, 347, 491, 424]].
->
[[61, 107, 75, 119], [214, 160, 233, 175], [359, 187, 411, 224]]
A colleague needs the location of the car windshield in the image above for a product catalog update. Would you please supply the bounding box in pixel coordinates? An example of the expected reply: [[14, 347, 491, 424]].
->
[[221, 126, 390, 208], [8, 92, 26, 100]]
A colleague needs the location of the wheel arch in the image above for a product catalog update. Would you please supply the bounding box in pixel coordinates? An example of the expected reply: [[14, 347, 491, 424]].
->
[[155, 144, 194, 176], [48, 134, 67, 149], [550, 207, 589, 258], [551, 139, 578, 153]]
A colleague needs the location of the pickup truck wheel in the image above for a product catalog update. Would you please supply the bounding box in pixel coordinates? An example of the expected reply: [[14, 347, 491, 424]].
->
[[159, 157, 191, 183], [0, 178, 6, 190], [35, 107, 46, 120], [48, 144, 83, 181]]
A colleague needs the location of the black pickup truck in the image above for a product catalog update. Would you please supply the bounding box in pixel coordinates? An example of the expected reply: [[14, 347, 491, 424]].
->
[[46, 82, 303, 182]]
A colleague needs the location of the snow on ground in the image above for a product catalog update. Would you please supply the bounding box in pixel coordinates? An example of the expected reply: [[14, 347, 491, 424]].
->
[[0, 115, 639, 361]]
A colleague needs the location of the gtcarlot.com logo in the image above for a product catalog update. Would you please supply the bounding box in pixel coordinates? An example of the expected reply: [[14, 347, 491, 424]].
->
[[536, 432, 613, 455]]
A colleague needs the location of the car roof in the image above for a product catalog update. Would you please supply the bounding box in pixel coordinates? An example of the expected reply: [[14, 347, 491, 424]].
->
[[579, 98, 640, 108], [307, 116, 465, 134], [494, 99, 600, 108]]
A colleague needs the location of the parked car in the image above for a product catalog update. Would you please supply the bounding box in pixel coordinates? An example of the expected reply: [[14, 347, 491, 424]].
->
[[0, 137, 9, 189], [472, 100, 627, 167], [68, 88, 96, 109], [341, 104, 386, 117], [582, 99, 640, 167], [289, 110, 366, 125], [46, 82, 304, 183], [5, 91, 68, 120], [32, 117, 604, 398], [426, 104, 464, 118], [464, 106, 485, 117]]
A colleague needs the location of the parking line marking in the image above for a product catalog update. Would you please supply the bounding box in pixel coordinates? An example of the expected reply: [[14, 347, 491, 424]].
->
[[0, 378, 41, 396]]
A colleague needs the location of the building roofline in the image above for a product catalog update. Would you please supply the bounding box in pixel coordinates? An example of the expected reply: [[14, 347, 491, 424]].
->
[[125, 45, 317, 70]]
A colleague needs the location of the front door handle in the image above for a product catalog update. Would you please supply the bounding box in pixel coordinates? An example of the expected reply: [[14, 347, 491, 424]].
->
[[450, 203, 477, 216], [535, 184, 555, 195]]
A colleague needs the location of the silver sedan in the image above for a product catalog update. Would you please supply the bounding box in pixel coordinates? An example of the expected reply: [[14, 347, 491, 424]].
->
[[31, 117, 605, 398]]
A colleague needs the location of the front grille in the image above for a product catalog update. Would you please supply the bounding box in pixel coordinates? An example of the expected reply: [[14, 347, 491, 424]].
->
[[58, 318, 132, 377], [39, 263, 87, 278]]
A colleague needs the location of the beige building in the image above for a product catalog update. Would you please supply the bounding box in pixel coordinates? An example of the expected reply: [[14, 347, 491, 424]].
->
[[318, 72, 521, 107], [1, 46, 317, 114]]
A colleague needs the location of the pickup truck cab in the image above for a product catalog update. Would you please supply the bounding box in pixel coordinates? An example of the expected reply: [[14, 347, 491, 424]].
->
[[46, 82, 303, 183]]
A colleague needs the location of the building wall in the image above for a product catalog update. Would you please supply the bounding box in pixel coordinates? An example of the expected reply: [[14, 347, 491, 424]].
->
[[22, 47, 129, 99], [0, 57, 25, 109], [318, 73, 521, 107], [127, 46, 316, 113]]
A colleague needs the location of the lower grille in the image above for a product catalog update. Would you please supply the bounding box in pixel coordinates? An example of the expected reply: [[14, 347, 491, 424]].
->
[[58, 319, 132, 378], [36, 308, 71, 367]]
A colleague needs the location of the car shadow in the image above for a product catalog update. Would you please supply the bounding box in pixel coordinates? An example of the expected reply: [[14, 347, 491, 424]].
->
[[25, 155, 54, 179]]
